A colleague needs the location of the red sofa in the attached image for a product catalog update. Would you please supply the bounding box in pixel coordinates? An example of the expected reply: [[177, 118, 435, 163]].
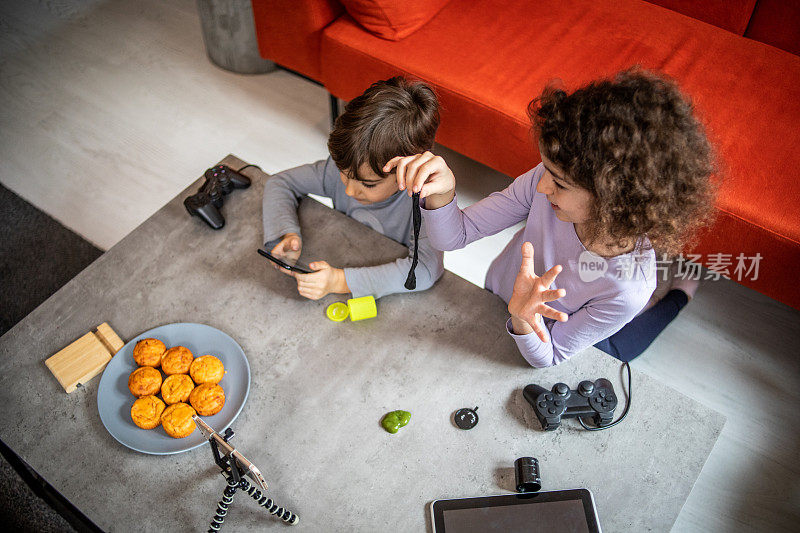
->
[[251, 0, 800, 310]]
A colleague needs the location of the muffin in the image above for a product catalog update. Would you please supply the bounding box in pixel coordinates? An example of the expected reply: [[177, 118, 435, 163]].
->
[[161, 346, 194, 375], [189, 383, 226, 416], [130, 395, 166, 429], [128, 366, 163, 398], [132, 338, 165, 367], [189, 355, 225, 384], [160, 403, 197, 438], [161, 374, 195, 405]]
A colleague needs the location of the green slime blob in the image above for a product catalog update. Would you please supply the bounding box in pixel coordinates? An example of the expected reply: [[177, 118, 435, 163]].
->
[[381, 410, 411, 434]]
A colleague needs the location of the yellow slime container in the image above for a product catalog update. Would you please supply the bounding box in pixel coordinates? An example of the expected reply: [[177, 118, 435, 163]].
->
[[326, 296, 377, 322], [326, 302, 349, 322], [347, 295, 377, 321]]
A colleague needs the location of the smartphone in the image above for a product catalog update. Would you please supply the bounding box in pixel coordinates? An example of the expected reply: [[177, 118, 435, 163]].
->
[[257, 248, 313, 274]]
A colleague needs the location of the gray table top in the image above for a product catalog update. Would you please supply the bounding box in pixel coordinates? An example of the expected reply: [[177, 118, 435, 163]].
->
[[0, 155, 725, 532]]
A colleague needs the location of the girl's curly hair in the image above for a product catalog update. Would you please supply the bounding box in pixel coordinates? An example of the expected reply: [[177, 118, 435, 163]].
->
[[529, 67, 718, 257]]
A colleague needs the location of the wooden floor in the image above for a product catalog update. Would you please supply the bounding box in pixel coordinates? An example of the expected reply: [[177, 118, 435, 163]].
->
[[1, 1, 798, 531]]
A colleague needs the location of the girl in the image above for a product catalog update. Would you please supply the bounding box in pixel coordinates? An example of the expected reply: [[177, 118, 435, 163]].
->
[[385, 68, 715, 366]]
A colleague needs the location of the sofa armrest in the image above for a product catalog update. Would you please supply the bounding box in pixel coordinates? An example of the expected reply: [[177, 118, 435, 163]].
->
[[251, 0, 344, 81]]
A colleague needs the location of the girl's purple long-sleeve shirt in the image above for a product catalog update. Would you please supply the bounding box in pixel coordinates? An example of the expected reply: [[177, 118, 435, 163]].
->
[[421, 164, 656, 367]]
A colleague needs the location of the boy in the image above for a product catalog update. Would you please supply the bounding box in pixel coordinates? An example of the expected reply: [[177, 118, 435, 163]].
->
[[262, 77, 444, 300]]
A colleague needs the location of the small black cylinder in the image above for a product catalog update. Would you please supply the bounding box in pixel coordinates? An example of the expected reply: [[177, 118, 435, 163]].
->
[[515, 457, 541, 493]]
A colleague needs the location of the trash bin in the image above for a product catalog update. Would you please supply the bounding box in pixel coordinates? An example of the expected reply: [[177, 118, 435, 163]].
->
[[197, 0, 276, 74]]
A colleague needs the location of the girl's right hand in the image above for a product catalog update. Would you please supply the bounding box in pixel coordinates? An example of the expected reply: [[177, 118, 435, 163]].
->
[[508, 242, 568, 342], [383, 151, 456, 207], [270, 233, 302, 275]]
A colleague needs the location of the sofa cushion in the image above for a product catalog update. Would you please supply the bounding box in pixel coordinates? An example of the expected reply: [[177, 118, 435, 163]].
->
[[321, 0, 800, 307], [339, 0, 451, 41]]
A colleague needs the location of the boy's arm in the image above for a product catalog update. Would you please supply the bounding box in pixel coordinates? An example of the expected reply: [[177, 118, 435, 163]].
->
[[508, 295, 641, 367], [343, 222, 444, 299], [420, 166, 541, 252], [262, 158, 336, 244]]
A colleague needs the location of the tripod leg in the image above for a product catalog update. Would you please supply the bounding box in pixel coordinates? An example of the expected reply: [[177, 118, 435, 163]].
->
[[239, 479, 299, 525], [209, 477, 238, 532]]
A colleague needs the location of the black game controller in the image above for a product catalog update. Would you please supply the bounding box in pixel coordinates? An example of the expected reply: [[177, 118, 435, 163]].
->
[[523, 379, 618, 431], [184, 165, 251, 229]]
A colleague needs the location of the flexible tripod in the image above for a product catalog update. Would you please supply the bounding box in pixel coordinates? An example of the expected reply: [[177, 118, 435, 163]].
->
[[194, 416, 299, 531]]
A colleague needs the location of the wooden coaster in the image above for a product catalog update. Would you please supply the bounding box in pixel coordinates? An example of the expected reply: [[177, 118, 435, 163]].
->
[[45, 323, 124, 393]]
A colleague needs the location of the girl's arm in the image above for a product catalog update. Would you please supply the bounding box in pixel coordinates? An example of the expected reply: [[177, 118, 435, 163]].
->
[[505, 241, 645, 367], [262, 158, 336, 244], [509, 296, 641, 367], [421, 168, 539, 251], [385, 153, 539, 252], [343, 219, 445, 299]]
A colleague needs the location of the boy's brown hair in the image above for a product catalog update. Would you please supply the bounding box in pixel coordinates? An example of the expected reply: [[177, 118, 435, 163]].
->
[[328, 76, 440, 181]]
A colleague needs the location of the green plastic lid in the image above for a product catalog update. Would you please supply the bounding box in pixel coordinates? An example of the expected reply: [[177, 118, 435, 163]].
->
[[326, 302, 349, 322]]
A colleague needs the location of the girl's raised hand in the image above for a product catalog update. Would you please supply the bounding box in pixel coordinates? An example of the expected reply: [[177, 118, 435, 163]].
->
[[508, 242, 568, 342], [383, 151, 456, 204]]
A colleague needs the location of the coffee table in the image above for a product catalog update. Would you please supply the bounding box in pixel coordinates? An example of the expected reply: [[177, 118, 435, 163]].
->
[[0, 156, 725, 532]]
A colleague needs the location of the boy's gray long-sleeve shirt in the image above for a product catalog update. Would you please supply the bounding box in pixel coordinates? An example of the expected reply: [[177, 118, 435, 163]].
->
[[262, 157, 444, 299]]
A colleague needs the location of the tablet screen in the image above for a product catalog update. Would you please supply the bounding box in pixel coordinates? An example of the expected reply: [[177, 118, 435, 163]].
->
[[431, 490, 600, 533]]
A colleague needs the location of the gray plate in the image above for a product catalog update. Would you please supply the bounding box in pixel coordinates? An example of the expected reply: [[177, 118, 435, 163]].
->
[[97, 323, 250, 455]]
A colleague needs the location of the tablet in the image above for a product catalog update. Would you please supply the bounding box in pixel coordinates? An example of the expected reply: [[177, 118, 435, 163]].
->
[[430, 489, 601, 533]]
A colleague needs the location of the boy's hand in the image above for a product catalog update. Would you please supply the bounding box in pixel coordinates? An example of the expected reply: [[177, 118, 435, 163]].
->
[[508, 242, 568, 342], [383, 151, 456, 209], [294, 261, 349, 300], [270, 233, 302, 275]]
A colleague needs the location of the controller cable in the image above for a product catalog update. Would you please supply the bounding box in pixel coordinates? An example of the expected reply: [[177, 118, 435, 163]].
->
[[578, 361, 631, 431], [236, 163, 262, 174]]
